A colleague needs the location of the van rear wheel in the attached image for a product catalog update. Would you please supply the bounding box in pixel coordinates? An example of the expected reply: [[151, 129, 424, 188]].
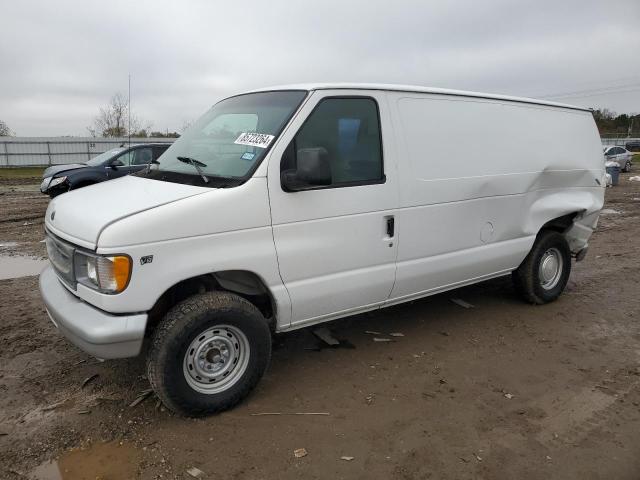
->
[[512, 230, 571, 304], [147, 291, 272, 416]]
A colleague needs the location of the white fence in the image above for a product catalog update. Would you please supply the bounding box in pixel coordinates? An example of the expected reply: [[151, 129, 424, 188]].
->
[[0, 137, 176, 167]]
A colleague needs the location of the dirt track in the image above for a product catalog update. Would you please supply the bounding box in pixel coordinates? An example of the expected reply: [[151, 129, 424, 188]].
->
[[0, 175, 639, 479]]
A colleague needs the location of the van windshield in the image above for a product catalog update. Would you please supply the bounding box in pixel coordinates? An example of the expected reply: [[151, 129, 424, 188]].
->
[[150, 91, 307, 183]]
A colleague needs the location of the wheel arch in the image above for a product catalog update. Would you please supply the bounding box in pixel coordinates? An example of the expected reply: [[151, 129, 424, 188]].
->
[[526, 189, 603, 249], [539, 212, 579, 234], [145, 270, 277, 338]]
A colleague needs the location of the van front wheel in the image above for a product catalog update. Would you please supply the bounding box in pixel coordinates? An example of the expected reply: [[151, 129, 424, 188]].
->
[[512, 230, 571, 304], [147, 291, 272, 416]]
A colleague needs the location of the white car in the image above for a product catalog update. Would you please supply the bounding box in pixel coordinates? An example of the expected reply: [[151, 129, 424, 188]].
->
[[39, 84, 605, 416], [603, 145, 633, 172]]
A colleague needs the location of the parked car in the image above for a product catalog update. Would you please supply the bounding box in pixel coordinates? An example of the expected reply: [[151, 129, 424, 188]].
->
[[625, 140, 640, 152], [39, 84, 604, 416], [603, 145, 633, 172], [40, 143, 171, 197]]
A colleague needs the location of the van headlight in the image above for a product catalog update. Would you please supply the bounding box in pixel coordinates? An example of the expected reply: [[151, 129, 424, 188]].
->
[[74, 252, 132, 293]]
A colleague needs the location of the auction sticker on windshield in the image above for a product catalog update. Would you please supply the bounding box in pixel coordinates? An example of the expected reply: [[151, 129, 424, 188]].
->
[[234, 132, 275, 149]]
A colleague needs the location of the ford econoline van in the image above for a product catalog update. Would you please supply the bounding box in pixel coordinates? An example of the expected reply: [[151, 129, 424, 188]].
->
[[40, 84, 605, 416]]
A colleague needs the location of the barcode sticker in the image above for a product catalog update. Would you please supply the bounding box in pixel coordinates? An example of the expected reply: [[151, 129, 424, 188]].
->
[[234, 132, 275, 149]]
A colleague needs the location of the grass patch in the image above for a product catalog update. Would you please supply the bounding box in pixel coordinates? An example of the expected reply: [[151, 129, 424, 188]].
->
[[0, 167, 45, 179]]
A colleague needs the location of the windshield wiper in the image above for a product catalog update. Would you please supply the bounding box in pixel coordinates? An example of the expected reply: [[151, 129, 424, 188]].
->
[[177, 156, 209, 184]]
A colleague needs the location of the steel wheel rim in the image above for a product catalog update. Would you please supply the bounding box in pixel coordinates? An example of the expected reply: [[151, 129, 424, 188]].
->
[[539, 247, 563, 290], [183, 324, 250, 394]]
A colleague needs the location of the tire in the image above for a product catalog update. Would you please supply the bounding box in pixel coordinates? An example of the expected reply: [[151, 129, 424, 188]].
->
[[623, 160, 631, 173], [512, 230, 571, 304], [147, 291, 272, 416]]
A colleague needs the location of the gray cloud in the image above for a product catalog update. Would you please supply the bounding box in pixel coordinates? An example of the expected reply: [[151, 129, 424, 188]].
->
[[1, 0, 639, 136]]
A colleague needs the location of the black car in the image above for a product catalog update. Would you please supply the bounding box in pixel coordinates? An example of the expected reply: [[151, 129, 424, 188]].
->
[[40, 143, 171, 197], [625, 140, 640, 152]]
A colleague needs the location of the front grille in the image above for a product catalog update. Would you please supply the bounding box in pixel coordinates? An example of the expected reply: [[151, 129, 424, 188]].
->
[[45, 231, 76, 288]]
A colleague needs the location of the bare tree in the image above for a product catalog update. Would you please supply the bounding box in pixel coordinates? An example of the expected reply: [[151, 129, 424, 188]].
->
[[0, 120, 13, 136], [87, 93, 151, 137], [181, 119, 195, 133]]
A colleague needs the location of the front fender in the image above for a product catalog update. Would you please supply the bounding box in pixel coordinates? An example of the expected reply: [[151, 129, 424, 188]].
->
[[68, 170, 106, 188]]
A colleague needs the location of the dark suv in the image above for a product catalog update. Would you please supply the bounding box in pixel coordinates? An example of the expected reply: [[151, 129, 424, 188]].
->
[[625, 140, 640, 152], [40, 143, 171, 197]]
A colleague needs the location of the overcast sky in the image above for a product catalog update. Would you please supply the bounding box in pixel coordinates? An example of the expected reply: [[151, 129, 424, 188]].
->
[[1, 0, 639, 136]]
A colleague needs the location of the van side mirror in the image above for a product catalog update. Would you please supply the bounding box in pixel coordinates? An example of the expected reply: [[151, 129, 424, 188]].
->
[[110, 159, 124, 169], [281, 147, 332, 191]]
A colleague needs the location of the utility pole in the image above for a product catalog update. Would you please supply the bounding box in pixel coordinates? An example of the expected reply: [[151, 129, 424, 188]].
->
[[128, 74, 131, 147]]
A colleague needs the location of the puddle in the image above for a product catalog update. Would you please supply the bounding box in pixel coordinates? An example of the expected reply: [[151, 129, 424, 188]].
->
[[0, 255, 48, 280], [30, 441, 140, 480]]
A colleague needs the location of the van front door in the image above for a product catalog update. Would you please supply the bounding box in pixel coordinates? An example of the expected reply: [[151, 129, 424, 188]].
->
[[267, 91, 399, 328]]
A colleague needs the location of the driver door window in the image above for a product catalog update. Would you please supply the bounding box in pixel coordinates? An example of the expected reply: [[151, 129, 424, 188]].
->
[[131, 147, 153, 165], [281, 97, 384, 188]]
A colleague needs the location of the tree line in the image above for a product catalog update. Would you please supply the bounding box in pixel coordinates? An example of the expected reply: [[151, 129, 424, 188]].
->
[[0, 119, 13, 136], [591, 109, 640, 137], [1, 93, 182, 138], [87, 93, 181, 138]]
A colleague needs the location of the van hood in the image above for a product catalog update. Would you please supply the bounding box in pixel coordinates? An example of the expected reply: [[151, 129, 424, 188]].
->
[[43, 163, 87, 178], [45, 176, 210, 249]]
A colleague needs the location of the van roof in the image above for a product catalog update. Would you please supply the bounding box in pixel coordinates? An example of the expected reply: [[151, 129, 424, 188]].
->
[[245, 83, 589, 112]]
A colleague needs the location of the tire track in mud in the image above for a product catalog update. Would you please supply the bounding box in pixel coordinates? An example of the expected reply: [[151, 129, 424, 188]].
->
[[532, 378, 640, 448]]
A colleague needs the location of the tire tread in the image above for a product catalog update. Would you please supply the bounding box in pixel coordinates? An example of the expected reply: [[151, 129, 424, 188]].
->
[[512, 230, 571, 305], [147, 291, 271, 416]]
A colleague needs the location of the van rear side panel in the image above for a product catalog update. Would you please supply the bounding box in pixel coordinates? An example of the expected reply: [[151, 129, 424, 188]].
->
[[387, 92, 604, 302]]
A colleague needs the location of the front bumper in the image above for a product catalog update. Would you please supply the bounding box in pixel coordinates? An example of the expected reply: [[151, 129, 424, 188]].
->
[[39, 265, 147, 359]]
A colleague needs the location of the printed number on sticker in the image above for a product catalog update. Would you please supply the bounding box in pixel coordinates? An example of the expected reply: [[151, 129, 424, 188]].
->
[[234, 132, 274, 149]]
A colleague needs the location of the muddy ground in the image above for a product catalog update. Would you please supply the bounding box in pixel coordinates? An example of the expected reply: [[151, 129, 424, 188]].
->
[[0, 173, 639, 480]]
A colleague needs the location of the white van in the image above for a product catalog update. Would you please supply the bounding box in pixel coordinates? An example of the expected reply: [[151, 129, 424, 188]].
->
[[40, 84, 605, 415]]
